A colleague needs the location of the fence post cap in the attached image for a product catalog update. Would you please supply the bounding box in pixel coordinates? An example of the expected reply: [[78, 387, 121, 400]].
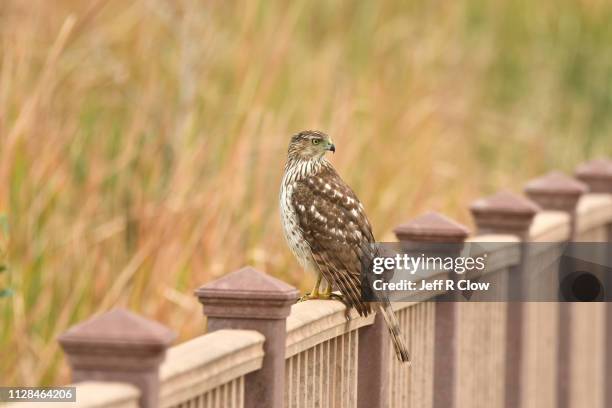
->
[[394, 211, 469, 243], [525, 171, 588, 195], [575, 158, 612, 179], [470, 190, 539, 235], [59, 308, 175, 369], [575, 158, 612, 193], [524, 171, 587, 212], [470, 190, 541, 215], [195, 266, 299, 319]]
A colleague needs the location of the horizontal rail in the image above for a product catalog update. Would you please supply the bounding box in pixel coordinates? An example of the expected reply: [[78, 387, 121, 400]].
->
[[159, 329, 264, 407], [529, 211, 571, 242], [465, 235, 521, 276], [285, 300, 373, 358], [576, 194, 612, 235]]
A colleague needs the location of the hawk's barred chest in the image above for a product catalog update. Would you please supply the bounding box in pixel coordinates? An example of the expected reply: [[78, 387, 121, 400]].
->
[[279, 158, 375, 274]]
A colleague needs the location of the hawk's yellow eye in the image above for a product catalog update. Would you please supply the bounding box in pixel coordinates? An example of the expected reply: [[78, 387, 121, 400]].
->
[[312, 139, 321, 145]]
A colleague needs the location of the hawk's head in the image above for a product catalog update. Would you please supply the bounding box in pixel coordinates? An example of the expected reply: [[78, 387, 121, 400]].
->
[[287, 130, 335, 161]]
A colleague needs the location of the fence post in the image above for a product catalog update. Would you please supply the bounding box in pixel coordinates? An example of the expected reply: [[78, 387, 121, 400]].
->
[[58, 308, 176, 408], [394, 211, 470, 408], [575, 158, 612, 194], [525, 171, 588, 238], [574, 158, 612, 408], [357, 312, 390, 408], [524, 171, 588, 408], [470, 191, 539, 408], [195, 266, 299, 408]]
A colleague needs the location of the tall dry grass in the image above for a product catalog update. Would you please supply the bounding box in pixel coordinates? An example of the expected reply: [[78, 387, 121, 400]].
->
[[1, 0, 611, 385]]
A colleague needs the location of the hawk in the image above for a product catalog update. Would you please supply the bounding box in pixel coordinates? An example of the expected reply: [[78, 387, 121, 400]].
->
[[280, 130, 410, 363]]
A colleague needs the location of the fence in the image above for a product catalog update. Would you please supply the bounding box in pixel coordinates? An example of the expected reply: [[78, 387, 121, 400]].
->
[[4, 159, 612, 408]]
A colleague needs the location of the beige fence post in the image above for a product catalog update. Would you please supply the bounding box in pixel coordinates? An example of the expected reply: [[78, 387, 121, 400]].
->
[[524, 171, 588, 408], [394, 211, 470, 408], [575, 158, 612, 408], [470, 191, 539, 408], [59, 308, 176, 408], [195, 266, 298, 408]]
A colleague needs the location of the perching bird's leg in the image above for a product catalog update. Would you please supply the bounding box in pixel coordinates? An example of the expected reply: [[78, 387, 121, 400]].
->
[[321, 282, 333, 299], [314, 280, 344, 302], [321, 282, 350, 315], [298, 273, 322, 302], [321, 283, 352, 319], [297, 276, 347, 305], [319, 281, 344, 302]]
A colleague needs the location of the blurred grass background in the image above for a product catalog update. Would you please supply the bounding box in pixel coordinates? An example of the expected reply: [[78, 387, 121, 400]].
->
[[1, 0, 611, 385]]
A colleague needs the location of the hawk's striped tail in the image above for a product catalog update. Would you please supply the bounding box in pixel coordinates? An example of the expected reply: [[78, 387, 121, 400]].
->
[[378, 303, 411, 363]]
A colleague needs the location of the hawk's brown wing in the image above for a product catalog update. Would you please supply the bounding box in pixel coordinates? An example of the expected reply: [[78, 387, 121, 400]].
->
[[291, 164, 375, 316]]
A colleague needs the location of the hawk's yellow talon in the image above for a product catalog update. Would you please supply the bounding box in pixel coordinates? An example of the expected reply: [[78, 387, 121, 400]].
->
[[316, 282, 336, 300], [298, 292, 317, 302], [298, 280, 343, 302], [297, 273, 322, 302]]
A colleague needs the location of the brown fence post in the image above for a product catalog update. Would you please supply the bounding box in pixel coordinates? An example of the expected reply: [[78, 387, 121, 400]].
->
[[357, 312, 390, 408], [470, 191, 539, 408], [525, 171, 588, 238], [394, 211, 470, 408], [575, 158, 612, 194], [575, 158, 612, 408], [195, 266, 299, 408], [470, 191, 539, 239], [58, 308, 176, 408], [524, 171, 588, 408]]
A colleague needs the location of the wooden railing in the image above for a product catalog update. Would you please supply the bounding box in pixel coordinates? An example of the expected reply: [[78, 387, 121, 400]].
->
[[159, 329, 264, 407], [284, 301, 372, 407], [4, 159, 612, 408], [388, 302, 436, 408]]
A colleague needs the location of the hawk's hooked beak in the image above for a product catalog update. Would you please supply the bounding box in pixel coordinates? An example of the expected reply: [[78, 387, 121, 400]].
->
[[327, 143, 336, 153]]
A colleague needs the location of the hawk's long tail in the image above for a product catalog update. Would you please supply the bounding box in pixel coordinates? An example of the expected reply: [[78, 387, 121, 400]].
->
[[378, 302, 411, 363]]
